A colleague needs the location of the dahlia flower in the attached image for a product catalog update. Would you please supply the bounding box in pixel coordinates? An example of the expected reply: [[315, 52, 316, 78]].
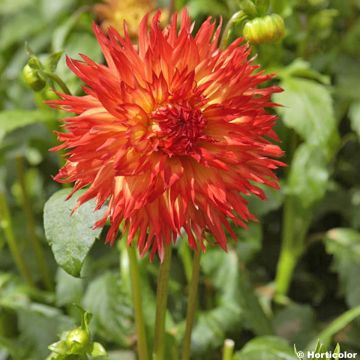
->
[[50, 11, 283, 260], [94, 0, 166, 38]]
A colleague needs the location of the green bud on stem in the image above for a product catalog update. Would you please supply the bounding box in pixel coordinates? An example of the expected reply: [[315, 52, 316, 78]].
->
[[22, 64, 46, 92], [243, 13, 285, 44], [65, 327, 90, 354]]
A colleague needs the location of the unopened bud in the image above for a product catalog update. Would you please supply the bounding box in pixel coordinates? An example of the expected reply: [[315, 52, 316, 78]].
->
[[22, 64, 46, 92], [243, 14, 285, 44], [65, 327, 90, 354]]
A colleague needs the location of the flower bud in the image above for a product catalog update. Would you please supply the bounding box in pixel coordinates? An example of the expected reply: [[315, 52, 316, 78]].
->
[[243, 14, 285, 44], [22, 64, 46, 92], [65, 327, 90, 354]]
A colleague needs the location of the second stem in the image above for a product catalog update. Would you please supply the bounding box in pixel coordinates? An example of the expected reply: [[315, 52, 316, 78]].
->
[[182, 249, 201, 360], [153, 245, 172, 360], [127, 245, 149, 360]]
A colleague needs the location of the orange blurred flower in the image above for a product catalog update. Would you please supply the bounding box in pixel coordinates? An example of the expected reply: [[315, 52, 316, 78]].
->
[[49, 11, 284, 260], [94, 0, 165, 37]]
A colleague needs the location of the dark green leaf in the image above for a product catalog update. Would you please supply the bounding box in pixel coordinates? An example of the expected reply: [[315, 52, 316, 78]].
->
[[235, 222, 263, 262], [0, 0, 32, 15], [273, 303, 316, 349], [191, 249, 271, 354], [43, 189, 106, 277], [82, 272, 133, 346], [287, 144, 329, 208], [90, 342, 107, 357], [44, 51, 64, 72], [187, 0, 229, 18], [17, 304, 74, 360], [278, 59, 330, 84], [0, 110, 55, 141], [0, 11, 44, 50], [234, 336, 297, 360], [248, 184, 284, 216], [55, 268, 83, 307], [274, 77, 339, 158], [349, 101, 360, 138], [325, 228, 360, 307]]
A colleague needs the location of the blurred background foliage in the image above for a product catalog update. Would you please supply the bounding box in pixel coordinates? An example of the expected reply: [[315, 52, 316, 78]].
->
[[0, 0, 360, 359]]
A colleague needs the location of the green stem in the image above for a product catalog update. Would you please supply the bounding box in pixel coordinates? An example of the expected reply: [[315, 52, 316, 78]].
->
[[127, 245, 149, 360], [40, 70, 71, 95], [153, 245, 172, 360], [222, 339, 235, 360], [16, 156, 53, 290], [181, 249, 201, 360], [307, 305, 360, 350], [179, 241, 192, 283], [0, 191, 34, 287], [274, 196, 299, 299], [220, 11, 247, 49], [275, 130, 305, 300]]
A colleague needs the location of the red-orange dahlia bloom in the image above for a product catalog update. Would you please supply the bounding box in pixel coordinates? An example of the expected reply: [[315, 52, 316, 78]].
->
[[50, 11, 284, 260]]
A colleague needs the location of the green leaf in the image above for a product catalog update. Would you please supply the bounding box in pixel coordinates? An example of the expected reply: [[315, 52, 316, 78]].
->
[[48, 340, 68, 355], [307, 305, 360, 349], [191, 249, 271, 355], [287, 144, 329, 208], [56, 31, 103, 93], [44, 51, 63, 72], [0, 10, 44, 51], [273, 303, 316, 349], [239, 0, 258, 17], [349, 101, 360, 138], [43, 189, 106, 277], [90, 342, 107, 357], [0, 0, 32, 15], [234, 336, 297, 360], [55, 268, 83, 306], [82, 272, 133, 346], [235, 222, 263, 263], [278, 59, 330, 84], [248, 184, 284, 216], [187, 0, 229, 18], [325, 228, 360, 307], [335, 58, 360, 101], [193, 250, 244, 353], [270, 0, 295, 17], [0, 110, 55, 141], [333, 343, 341, 356], [274, 77, 339, 158], [52, 12, 84, 52], [105, 350, 136, 360], [17, 303, 74, 360]]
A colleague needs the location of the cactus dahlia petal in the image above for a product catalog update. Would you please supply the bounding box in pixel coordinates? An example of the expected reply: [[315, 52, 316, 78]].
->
[[49, 11, 284, 260]]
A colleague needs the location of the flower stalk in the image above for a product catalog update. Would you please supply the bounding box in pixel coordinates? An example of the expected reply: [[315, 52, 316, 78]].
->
[[275, 131, 307, 300], [0, 191, 34, 287], [153, 245, 172, 360], [39, 70, 71, 95], [127, 245, 149, 360], [16, 156, 53, 290], [222, 339, 235, 360], [220, 10, 247, 48], [181, 248, 201, 360]]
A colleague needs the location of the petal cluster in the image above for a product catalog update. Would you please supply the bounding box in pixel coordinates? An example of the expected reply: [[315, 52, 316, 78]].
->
[[50, 11, 284, 260]]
